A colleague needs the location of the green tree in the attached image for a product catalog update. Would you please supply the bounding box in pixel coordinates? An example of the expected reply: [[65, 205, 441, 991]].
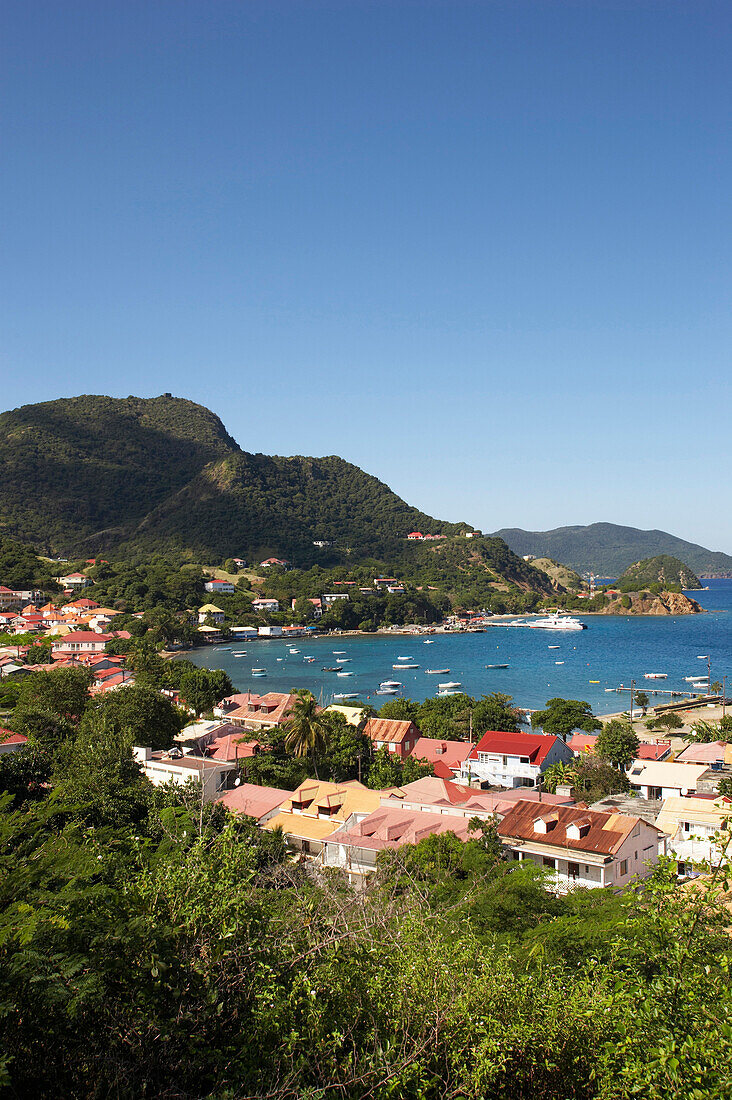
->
[[16, 666, 92, 724], [178, 667, 233, 716], [0, 743, 52, 804], [596, 719, 639, 769], [9, 705, 75, 751], [634, 690, 649, 716], [647, 712, 684, 732], [541, 760, 578, 793], [366, 746, 432, 789], [79, 686, 183, 751], [471, 692, 525, 734], [377, 697, 421, 723], [530, 697, 601, 738]]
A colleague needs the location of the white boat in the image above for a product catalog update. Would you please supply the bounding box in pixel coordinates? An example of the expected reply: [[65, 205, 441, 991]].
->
[[393, 663, 419, 669], [397, 655, 414, 661], [548, 645, 560, 649], [251, 670, 267, 677], [339, 658, 352, 663], [380, 680, 402, 688], [376, 687, 399, 695], [555, 661, 564, 665], [644, 673, 668, 680], [685, 676, 707, 683], [438, 681, 461, 690], [437, 689, 461, 696], [423, 640, 435, 644], [334, 692, 360, 699], [425, 669, 450, 674], [289, 649, 300, 654], [233, 654, 248, 658], [337, 671, 353, 677], [333, 651, 346, 655], [485, 664, 508, 669], [528, 613, 586, 630]]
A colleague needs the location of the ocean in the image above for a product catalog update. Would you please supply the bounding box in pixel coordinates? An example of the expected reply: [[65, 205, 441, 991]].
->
[[186, 579, 732, 715]]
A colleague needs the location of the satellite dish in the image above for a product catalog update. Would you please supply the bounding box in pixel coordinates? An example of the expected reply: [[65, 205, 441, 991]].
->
[[234, 777, 241, 786]]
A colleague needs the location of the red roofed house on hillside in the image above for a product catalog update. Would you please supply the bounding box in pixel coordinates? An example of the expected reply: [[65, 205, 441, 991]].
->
[[223, 692, 299, 732], [217, 782, 292, 824], [407, 737, 473, 779], [497, 801, 664, 892], [363, 717, 420, 759], [51, 632, 114, 657], [461, 731, 574, 789], [0, 728, 28, 754], [59, 572, 92, 589], [322, 807, 476, 883]]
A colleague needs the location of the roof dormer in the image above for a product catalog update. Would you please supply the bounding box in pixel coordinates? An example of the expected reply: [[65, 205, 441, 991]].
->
[[533, 811, 559, 834]]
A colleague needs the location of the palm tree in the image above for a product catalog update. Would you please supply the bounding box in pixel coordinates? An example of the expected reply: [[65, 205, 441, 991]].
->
[[284, 690, 331, 777], [541, 760, 578, 794]]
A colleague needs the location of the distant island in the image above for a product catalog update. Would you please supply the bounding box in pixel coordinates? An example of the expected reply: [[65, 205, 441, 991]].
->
[[492, 522, 732, 577], [616, 555, 702, 592]]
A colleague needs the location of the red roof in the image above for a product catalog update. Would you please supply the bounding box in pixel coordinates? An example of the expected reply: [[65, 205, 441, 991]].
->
[[364, 718, 420, 745], [0, 729, 28, 746], [409, 737, 472, 770], [53, 631, 114, 644], [471, 730, 563, 766]]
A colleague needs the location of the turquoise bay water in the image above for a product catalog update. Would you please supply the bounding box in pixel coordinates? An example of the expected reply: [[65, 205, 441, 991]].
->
[[187, 580, 732, 714]]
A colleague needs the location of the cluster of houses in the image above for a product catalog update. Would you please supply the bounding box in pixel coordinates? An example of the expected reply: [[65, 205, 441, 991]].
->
[[56, 690, 722, 892]]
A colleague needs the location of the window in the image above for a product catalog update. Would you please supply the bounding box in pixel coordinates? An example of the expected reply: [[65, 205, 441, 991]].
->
[[542, 856, 555, 869], [568, 862, 580, 880], [683, 821, 691, 833], [389, 742, 396, 752], [619, 859, 628, 876]]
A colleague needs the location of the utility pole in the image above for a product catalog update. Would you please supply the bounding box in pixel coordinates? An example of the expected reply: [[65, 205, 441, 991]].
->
[[629, 678, 635, 724], [723, 675, 727, 720]]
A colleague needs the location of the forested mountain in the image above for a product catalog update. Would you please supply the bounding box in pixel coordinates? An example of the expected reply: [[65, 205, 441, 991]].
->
[[0, 395, 466, 564], [492, 522, 732, 577]]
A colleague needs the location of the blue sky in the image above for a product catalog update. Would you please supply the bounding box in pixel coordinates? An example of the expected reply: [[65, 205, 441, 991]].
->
[[2, 1, 731, 548]]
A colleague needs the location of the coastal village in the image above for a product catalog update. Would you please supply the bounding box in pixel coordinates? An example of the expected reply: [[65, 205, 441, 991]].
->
[[2, 558, 730, 891]]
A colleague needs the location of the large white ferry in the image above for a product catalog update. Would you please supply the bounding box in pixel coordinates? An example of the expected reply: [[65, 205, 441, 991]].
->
[[527, 612, 587, 631]]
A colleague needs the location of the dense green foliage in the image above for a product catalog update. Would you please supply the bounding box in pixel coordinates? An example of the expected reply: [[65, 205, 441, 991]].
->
[[493, 521, 732, 577], [531, 697, 602, 737], [1, 652, 732, 1097], [0, 394, 465, 562], [379, 691, 525, 738], [616, 555, 701, 593], [595, 719, 640, 769]]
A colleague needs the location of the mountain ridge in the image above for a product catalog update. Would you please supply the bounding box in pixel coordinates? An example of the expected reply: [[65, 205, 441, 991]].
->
[[0, 394, 469, 563], [491, 522, 732, 577]]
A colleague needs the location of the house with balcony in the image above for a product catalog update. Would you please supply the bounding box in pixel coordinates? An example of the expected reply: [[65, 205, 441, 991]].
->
[[59, 572, 91, 589], [461, 731, 574, 789], [51, 631, 114, 657], [655, 795, 732, 875], [223, 691, 299, 731], [497, 802, 664, 892]]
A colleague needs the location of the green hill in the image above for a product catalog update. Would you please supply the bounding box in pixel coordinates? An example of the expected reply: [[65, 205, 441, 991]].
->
[[0, 394, 473, 563], [616, 555, 702, 592], [492, 522, 732, 577], [528, 557, 584, 591]]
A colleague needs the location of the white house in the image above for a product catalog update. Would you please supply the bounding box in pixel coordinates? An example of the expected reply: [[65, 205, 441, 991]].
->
[[258, 625, 283, 637], [52, 631, 114, 655], [461, 731, 574, 789], [497, 801, 664, 892], [252, 598, 279, 613], [59, 572, 91, 588], [204, 579, 235, 594], [627, 759, 711, 800], [656, 795, 732, 875], [197, 604, 225, 625], [322, 593, 349, 605], [133, 746, 237, 801]]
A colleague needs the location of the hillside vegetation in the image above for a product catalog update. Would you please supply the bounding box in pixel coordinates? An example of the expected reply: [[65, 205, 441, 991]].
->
[[0, 395, 556, 612], [616, 555, 702, 592], [0, 395, 465, 563], [493, 522, 732, 577], [527, 557, 584, 591]]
